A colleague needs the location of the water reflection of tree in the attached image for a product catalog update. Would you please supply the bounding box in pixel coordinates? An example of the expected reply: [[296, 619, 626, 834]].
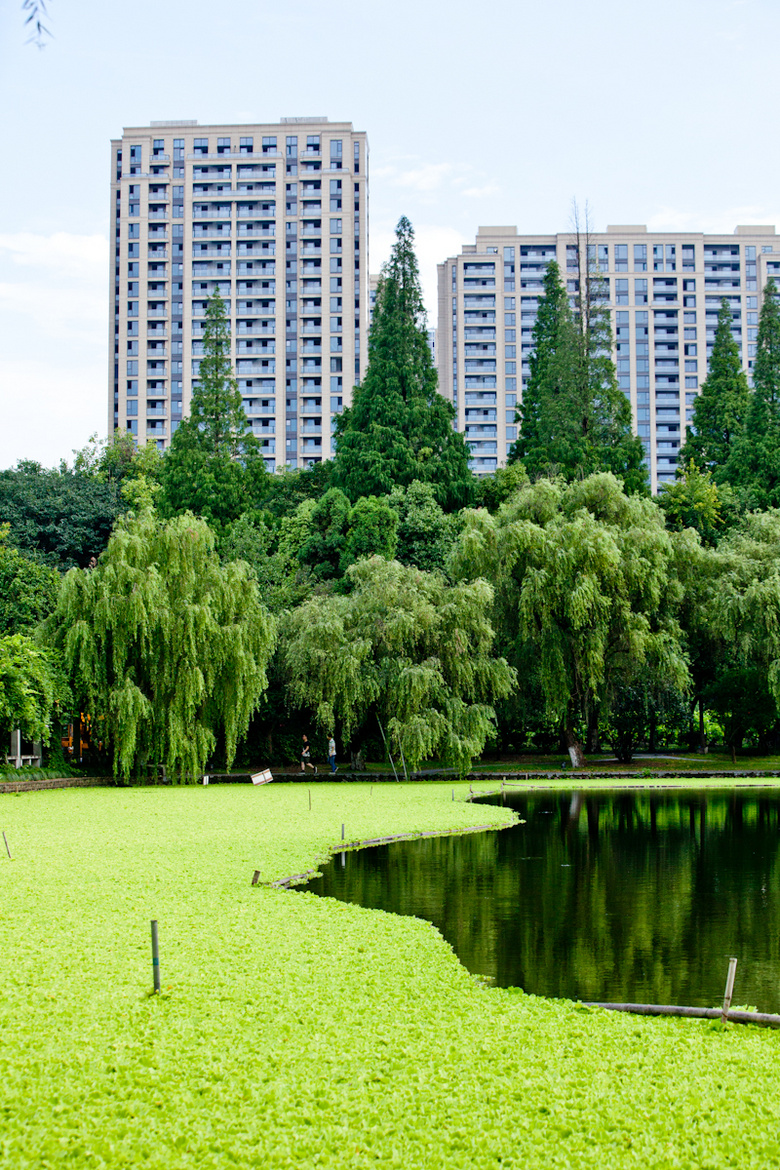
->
[[315, 792, 780, 1013]]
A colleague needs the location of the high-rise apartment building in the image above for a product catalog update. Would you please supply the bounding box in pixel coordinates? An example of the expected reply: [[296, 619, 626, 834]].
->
[[438, 225, 780, 491], [109, 118, 368, 469]]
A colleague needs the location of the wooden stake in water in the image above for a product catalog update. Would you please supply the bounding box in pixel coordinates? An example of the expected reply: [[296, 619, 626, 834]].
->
[[251, 869, 261, 886], [722, 957, 738, 1023], [150, 920, 161, 994], [2, 831, 11, 860], [341, 823, 345, 841]]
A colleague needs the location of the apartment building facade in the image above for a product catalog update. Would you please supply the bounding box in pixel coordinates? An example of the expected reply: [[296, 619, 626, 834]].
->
[[109, 118, 368, 469], [437, 225, 780, 492]]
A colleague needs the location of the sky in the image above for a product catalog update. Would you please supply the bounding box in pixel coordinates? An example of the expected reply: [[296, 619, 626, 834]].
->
[[1, 0, 779, 468]]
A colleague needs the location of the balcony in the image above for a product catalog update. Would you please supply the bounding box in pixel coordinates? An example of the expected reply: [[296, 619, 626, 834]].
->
[[238, 224, 275, 237], [193, 225, 232, 238], [147, 408, 168, 418], [191, 265, 232, 277], [236, 324, 275, 336], [193, 208, 233, 220], [237, 243, 275, 256], [301, 424, 322, 436], [147, 308, 168, 319]]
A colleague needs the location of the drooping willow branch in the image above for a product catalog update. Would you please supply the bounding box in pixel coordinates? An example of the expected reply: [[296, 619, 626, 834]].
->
[[22, 0, 52, 47]]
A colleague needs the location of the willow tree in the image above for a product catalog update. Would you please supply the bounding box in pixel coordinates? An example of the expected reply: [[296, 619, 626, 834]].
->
[[281, 556, 515, 774], [47, 509, 276, 781], [0, 634, 56, 744], [450, 473, 688, 766]]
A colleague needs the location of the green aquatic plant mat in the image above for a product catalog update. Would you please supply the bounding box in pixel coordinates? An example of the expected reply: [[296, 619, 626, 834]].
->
[[1, 782, 779, 1168]]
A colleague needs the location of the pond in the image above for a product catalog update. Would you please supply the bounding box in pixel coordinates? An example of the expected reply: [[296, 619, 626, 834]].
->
[[304, 788, 780, 1012]]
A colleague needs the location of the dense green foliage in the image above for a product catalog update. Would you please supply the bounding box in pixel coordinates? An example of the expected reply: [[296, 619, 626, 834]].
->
[[0, 460, 123, 571], [0, 530, 60, 635], [282, 556, 515, 772], [510, 260, 646, 493], [2, 784, 779, 1169], [0, 632, 56, 742], [451, 474, 689, 763], [724, 280, 780, 507], [334, 217, 473, 511], [159, 294, 266, 533], [47, 510, 276, 780], [680, 298, 750, 478]]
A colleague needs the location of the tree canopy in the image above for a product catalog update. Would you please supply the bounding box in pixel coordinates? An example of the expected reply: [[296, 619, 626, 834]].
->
[[47, 509, 276, 780], [680, 298, 750, 478], [450, 473, 688, 764], [334, 217, 473, 510], [509, 260, 646, 492], [282, 556, 515, 773], [160, 293, 266, 532]]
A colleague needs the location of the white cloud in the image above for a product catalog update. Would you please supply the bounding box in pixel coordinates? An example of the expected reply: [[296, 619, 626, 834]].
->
[[0, 232, 108, 279], [0, 358, 106, 469], [645, 205, 780, 236]]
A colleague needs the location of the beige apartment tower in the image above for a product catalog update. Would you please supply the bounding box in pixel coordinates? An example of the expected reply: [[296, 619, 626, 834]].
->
[[438, 225, 780, 492], [109, 118, 369, 468]]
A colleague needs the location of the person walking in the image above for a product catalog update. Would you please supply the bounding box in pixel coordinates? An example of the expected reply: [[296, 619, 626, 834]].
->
[[300, 734, 317, 774], [327, 733, 337, 775]]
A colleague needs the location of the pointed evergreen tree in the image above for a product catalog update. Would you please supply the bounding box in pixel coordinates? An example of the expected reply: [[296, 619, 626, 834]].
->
[[160, 292, 266, 532], [508, 258, 646, 492], [680, 298, 749, 480], [723, 280, 780, 507], [334, 217, 473, 510]]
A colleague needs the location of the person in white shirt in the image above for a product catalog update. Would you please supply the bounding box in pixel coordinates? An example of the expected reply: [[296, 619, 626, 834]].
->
[[327, 734, 336, 775]]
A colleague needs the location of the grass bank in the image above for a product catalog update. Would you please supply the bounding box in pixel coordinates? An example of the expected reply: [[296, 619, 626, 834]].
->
[[1, 781, 779, 1168]]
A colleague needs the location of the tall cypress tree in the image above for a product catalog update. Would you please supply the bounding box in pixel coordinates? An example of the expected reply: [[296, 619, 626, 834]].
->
[[334, 217, 473, 510], [508, 258, 646, 492], [680, 298, 749, 479], [160, 292, 265, 531], [724, 279, 780, 507]]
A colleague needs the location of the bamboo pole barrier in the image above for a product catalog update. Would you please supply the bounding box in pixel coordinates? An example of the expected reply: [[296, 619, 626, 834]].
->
[[583, 1002, 780, 1029]]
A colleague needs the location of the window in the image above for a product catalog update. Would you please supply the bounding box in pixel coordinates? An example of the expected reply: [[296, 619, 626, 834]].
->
[[129, 145, 142, 161], [682, 245, 695, 271], [286, 136, 297, 158], [217, 137, 231, 155], [262, 137, 277, 153], [306, 136, 320, 153], [240, 137, 253, 154], [634, 244, 647, 271], [152, 138, 165, 156], [615, 279, 629, 304], [666, 244, 676, 271], [354, 141, 360, 173], [635, 278, 648, 304], [330, 219, 342, 234], [330, 140, 342, 165], [614, 244, 628, 271], [503, 246, 515, 261], [193, 138, 209, 155], [173, 138, 184, 161]]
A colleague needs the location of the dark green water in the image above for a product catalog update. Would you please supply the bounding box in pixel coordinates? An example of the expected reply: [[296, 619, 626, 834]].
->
[[304, 789, 780, 1012]]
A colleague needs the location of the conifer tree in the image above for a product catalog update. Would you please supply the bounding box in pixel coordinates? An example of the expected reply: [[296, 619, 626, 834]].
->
[[334, 217, 473, 510], [508, 256, 646, 492], [160, 292, 265, 532], [680, 298, 749, 479], [723, 280, 780, 506]]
